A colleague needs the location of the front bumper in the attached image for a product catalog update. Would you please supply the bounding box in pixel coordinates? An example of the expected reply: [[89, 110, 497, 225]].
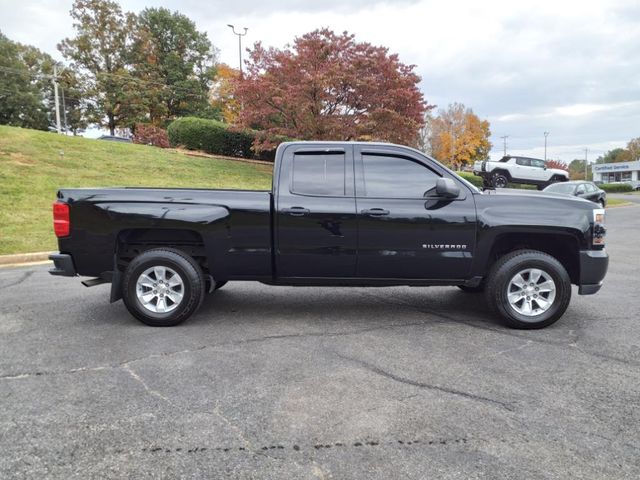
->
[[578, 249, 608, 295], [49, 252, 77, 276]]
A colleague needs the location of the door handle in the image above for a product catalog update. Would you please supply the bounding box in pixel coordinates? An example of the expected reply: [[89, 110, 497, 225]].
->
[[361, 208, 390, 216], [282, 206, 310, 216]]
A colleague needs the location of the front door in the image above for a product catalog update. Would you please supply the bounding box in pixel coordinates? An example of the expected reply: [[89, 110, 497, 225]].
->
[[275, 145, 358, 278], [354, 146, 477, 280]]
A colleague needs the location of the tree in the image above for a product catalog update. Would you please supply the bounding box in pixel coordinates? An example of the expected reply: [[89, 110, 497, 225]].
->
[[568, 159, 590, 180], [626, 137, 640, 161], [0, 31, 54, 130], [595, 147, 631, 164], [545, 159, 568, 171], [234, 29, 428, 147], [416, 110, 434, 155], [131, 7, 218, 124], [58, 0, 143, 135], [56, 68, 89, 134], [209, 63, 240, 124], [429, 103, 491, 169]]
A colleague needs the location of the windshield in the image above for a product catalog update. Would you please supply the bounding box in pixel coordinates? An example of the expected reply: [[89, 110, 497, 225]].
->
[[544, 183, 576, 194]]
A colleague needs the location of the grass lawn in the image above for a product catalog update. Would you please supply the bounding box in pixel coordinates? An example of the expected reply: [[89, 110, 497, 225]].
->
[[0, 125, 273, 255], [607, 198, 632, 207]]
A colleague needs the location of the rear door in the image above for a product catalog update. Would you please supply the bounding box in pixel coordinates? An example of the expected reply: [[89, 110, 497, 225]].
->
[[584, 183, 599, 202], [530, 159, 548, 181], [354, 146, 477, 280], [275, 145, 357, 278]]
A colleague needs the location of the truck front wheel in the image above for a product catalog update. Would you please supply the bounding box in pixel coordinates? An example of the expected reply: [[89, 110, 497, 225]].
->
[[485, 250, 571, 329], [122, 248, 205, 327], [492, 172, 508, 188]]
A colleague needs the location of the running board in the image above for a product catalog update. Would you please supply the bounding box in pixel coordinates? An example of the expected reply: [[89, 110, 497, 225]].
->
[[82, 277, 109, 288]]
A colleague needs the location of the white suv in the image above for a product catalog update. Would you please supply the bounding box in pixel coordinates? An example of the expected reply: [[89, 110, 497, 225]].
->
[[473, 156, 569, 190]]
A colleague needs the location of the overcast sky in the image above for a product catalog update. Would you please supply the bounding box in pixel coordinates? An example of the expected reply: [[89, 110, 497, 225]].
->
[[1, 0, 639, 161]]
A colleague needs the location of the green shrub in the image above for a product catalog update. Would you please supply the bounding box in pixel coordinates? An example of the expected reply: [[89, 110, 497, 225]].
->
[[167, 117, 281, 161], [599, 183, 633, 193], [457, 171, 483, 187]]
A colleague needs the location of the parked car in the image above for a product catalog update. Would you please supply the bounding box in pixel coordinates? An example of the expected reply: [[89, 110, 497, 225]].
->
[[473, 155, 569, 190], [49, 141, 608, 330], [97, 135, 132, 143], [544, 181, 607, 207]]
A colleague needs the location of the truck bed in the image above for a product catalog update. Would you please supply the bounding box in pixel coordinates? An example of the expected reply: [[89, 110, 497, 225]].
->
[[57, 187, 273, 279]]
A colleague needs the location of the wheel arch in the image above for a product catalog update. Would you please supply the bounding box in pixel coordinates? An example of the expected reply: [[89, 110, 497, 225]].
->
[[492, 168, 512, 181], [112, 228, 208, 303], [482, 232, 581, 285]]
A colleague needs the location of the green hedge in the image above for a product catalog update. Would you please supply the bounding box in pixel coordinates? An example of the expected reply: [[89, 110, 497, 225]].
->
[[457, 171, 483, 187], [167, 117, 279, 161], [599, 183, 633, 193]]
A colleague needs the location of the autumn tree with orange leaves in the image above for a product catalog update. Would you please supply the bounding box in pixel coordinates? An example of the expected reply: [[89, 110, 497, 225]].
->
[[429, 103, 491, 170], [209, 63, 241, 124], [234, 29, 430, 148]]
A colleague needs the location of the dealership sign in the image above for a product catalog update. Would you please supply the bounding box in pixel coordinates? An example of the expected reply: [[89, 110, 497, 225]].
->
[[593, 161, 640, 173]]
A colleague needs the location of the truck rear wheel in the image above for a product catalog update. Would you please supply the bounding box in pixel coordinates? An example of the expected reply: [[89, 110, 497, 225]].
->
[[122, 248, 205, 327], [485, 250, 571, 329]]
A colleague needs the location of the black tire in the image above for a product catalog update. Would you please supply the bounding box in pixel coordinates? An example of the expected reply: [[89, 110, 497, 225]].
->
[[537, 183, 547, 191], [484, 249, 572, 329], [492, 172, 508, 188], [458, 284, 484, 293], [599, 199, 606, 208], [214, 280, 228, 290], [122, 248, 205, 327]]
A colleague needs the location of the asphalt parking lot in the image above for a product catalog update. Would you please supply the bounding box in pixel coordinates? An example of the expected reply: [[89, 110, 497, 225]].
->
[[1, 204, 639, 479]]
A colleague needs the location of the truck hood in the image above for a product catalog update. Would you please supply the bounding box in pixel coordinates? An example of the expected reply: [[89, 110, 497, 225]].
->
[[481, 188, 595, 208], [548, 168, 569, 176]]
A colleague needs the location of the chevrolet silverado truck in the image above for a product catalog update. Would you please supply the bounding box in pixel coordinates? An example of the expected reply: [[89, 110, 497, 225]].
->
[[474, 155, 569, 189], [49, 141, 608, 329]]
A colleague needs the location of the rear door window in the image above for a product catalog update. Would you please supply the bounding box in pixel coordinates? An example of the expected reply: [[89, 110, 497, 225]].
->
[[291, 152, 346, 196], [531, 159, 546, 168]]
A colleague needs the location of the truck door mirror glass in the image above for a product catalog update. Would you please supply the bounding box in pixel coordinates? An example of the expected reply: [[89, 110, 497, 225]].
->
[[435, 178, 460, 198]]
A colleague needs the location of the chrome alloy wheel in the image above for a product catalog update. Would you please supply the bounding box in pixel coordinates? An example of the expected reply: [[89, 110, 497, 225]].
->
[[136, 266, 184, 314], [506, 268, 556, 317]]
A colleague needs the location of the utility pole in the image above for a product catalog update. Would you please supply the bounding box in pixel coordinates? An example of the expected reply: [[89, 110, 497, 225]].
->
[[52, 64, 62, 134], [500, 135, 509, 156], [227, 24, 248, 76], [584, 148, 589, 180], [61, 87, 68, 134], [544, 131, 550, 160]]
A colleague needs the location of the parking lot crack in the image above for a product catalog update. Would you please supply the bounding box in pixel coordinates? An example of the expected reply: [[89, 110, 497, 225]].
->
[[0, 271, 34, 290], [122, 364, 174, 406], [334, 352, 515, 411]]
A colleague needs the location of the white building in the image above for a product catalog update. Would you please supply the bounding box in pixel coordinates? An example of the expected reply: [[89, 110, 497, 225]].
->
[[592, 160, 640, 184]]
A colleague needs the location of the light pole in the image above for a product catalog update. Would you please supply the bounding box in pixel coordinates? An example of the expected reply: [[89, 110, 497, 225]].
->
[[52, 64, 62, 134], [500, 135, 509, 156], [543, 131, 549, 161], [584, 148, 589, 180], [227, 24, 248, 76]]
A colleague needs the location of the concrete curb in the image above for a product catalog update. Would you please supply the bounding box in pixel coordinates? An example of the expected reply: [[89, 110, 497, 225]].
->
[[0, 252, 53, 267]]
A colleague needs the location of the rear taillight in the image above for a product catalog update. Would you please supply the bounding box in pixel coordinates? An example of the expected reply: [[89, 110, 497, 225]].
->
[[53, 202, 70, 237], [592, 208, 605, 246]]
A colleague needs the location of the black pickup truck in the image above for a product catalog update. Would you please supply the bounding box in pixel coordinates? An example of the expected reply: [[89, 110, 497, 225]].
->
[[49, 141, 608, 329]]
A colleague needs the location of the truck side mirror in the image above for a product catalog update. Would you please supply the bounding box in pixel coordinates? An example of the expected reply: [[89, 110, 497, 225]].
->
[[435, 178, 460, 198]]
